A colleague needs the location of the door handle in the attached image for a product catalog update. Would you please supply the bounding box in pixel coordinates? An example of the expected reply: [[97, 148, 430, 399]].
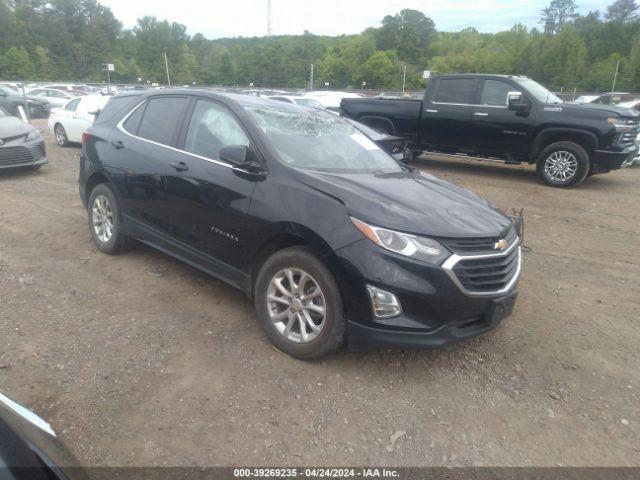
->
[[425, 109, 438, 113], [473, 112, 489, 116], [170, 161, 189, 172], [111, 140, 124, 149]]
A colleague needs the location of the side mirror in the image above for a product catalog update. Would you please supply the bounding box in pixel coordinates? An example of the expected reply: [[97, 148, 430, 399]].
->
[[507, 91, 528, 112], [219, 145, 249, 166], [220, 145, 265, 176]]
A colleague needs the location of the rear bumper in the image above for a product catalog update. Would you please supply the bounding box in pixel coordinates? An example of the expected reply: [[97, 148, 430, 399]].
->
[[592, 145, 639, 173]]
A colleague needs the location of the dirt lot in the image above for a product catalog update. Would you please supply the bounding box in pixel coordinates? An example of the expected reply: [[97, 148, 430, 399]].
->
[[0, 119, 639, 467]]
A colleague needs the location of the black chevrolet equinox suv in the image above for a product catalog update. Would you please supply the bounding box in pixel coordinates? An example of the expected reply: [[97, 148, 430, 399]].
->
[[79, 90, 523, 359]]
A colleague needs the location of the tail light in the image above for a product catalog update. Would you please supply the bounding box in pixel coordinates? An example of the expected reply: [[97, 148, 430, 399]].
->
[[81, 132, 89, 144]]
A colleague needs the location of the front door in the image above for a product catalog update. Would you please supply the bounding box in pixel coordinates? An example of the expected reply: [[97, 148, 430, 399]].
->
[[163, 98, 259, 270], [471, 79, 534, 159]]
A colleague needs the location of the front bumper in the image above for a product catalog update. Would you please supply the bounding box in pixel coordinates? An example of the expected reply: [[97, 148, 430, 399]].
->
[[0, 139, 47, 169], [592, 145, 639, 173], [349, 292, 516, 351], [330, 238, 521, 352]]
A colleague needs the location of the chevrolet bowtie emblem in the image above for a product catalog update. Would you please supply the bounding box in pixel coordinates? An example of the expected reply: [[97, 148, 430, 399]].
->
[[494, 239, 508, 251]]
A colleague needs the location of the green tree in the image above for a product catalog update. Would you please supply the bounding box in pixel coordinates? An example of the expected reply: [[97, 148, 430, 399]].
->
[[0, 46, 35, 79], [541, 0, 578, 34], [360, 51, 396, 88], [606, 0, 639, 22]]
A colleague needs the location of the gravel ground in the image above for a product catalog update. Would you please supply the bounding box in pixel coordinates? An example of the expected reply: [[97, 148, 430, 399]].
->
[[0, 119, 639, 467]]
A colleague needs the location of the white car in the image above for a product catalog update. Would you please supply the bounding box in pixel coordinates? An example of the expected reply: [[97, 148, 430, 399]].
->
[[27, 87, 74, 108], [48, 95, 109, 146], [303, 91, 364, 114], [573, 95, 598, 103], [100, 85, 119, 95], [268, 95, 326, 110]]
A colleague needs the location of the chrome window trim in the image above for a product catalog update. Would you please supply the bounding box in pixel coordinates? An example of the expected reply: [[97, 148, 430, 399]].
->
[[442, 238, 522, 297], [116, 97, 237, 170], [431, 101, 507, 109]]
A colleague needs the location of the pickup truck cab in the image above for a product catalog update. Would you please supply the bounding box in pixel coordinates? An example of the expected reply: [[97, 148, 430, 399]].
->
[[341, 74, 640, 187]]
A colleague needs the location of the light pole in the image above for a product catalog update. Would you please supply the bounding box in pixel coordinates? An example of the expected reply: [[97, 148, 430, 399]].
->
[[402, 65, 407, 95], [164, 51, 171, 86], [611, 60, 620, 93]]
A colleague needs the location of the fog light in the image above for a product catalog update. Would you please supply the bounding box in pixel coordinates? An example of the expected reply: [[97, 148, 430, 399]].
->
[[366, 285, 402, 318]]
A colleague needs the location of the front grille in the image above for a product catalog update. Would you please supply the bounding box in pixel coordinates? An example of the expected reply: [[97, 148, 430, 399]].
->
[[0, 145, 43, 166], [451, 243, 520, 294], [616, 120, 640, 146], [441, 227, 518, 255]]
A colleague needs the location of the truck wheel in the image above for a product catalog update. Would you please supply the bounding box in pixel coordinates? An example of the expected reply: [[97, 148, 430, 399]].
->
[[536, 141, 590, 188], [254, 246, 345, 360]]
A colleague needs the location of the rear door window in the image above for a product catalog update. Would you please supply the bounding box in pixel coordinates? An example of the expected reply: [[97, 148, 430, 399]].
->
[[434, 78, 476, 104], [135, 97, 189, 146]]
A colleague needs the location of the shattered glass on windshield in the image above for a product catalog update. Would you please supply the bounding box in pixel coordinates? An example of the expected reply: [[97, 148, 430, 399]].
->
[[246, 107, 403, 173]]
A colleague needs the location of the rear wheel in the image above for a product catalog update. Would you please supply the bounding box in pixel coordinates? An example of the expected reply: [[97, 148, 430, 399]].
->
[[536, 141, 590, 188], [87, 183, 132, 254], [254, 246, 345, 360], [54, 124, 69, 147]]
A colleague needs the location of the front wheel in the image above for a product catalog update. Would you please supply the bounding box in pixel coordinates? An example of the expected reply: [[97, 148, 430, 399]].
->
[[536, 141, 590, 188], [254, 247, 346, 360]]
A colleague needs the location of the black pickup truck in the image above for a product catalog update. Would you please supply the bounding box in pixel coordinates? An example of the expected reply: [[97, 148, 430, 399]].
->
[[341, 74, 639, 187]]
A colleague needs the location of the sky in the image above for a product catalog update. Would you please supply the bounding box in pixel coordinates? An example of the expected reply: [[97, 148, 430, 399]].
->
[[101, 0, 611, 38]]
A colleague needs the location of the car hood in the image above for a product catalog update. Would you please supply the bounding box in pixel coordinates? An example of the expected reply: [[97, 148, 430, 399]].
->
[[295, 169, 512, 238], [0, 115, 33, 138], [561, 102, 640, 118]]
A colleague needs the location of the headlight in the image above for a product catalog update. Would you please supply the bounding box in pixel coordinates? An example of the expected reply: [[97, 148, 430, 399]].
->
[[608, 117, 636, 133], [351, 217, 450, 265], [24, 130, 41, 142]]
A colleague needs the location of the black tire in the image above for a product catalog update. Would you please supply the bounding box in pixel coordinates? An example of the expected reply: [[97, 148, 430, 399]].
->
[[54, 123, 69, 147], [536, 141, 590, 188], [87, 183, 132, 254], [254, 246, 345, 360]]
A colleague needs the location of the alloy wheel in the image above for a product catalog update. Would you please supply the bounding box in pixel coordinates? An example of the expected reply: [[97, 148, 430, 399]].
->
[[266, 268, 326, 344], [55, 125, 66, 146], [92, 194, 114, 243], [543, 150, 578, 183]]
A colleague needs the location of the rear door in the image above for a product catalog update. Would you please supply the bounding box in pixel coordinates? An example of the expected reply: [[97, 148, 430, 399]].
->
[[108, 95, 190, 238], [163, 97, 259, 271], [470, 79, 534, 158], [420, 77, 479, 152]]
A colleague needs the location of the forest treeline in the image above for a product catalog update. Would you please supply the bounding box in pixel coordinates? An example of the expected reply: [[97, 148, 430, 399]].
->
[[1, 0, 639, 91]]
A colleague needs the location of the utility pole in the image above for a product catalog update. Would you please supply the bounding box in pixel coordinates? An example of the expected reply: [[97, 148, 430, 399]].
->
[[402, 65, 407, 95], [309, 63, 314, 91], [267, 0, 272, 36], [164, 51, 171, 86], [611, 60, 620, 93]]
